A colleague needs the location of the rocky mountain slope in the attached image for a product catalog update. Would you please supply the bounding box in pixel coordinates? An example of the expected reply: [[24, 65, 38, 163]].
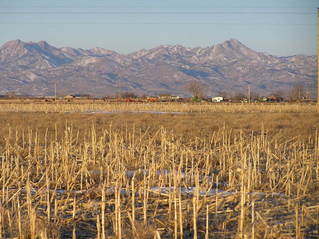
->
[[0, 39, 316, 97]]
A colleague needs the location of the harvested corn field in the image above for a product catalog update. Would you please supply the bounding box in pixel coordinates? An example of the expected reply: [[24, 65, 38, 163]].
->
[[0, 103, 318, 238]]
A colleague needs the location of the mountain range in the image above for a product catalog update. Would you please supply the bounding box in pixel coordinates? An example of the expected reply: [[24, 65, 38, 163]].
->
[[0, 39, 316, 97]]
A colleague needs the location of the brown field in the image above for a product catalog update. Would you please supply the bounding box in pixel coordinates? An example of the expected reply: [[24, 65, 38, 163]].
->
[[0, 100, 316, 113], [0, 102, 318, 238]]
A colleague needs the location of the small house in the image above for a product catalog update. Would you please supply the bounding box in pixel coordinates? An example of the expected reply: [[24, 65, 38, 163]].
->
[[211, 96, 224, 103], [267, 95, 284, 102], [73, 94, 91, 99], [158, 95, 181, 102], [64, 95, 75, 99]]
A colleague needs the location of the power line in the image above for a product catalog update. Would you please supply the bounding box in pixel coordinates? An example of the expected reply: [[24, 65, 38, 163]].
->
[[0, 22, 315, 26], [0, 6, 316, 10], [0, 11, 316, 15], [0, 6, 315, 8]]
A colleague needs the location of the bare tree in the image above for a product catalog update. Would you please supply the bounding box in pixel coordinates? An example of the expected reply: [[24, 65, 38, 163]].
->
[[251, 92, 260, 101], [232, 92, 246, 102], [119, 91, 138, 98], [217, 91, 230, 98], [185, 81, 206, 99], [288, 84, 306, 102], [272, 90, 285, 98]]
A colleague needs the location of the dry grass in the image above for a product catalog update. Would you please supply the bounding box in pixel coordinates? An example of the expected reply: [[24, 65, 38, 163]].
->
[[0, 102, 318, 239], [0, 100, 316, 113]]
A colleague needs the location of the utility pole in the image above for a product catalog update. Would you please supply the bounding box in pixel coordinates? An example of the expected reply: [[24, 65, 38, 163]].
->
[[317, 9, 319, 112], [117, 79, 120, 98], [54, 82, 57, 101], [248, 85, 251, 103]]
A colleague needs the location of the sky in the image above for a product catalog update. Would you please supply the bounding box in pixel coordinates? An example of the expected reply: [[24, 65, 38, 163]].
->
[[0, 0, 317, 56]]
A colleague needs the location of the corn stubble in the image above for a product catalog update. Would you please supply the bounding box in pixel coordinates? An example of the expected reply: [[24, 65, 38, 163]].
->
[[0, 104, 318, 238]]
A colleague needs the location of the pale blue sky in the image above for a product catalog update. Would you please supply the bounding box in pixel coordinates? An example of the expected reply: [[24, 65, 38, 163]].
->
[[0, 0, 317, 56]]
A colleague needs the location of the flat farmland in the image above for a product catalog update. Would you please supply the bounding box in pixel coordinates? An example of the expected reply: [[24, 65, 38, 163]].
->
[[0, 102, 318, 238]]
